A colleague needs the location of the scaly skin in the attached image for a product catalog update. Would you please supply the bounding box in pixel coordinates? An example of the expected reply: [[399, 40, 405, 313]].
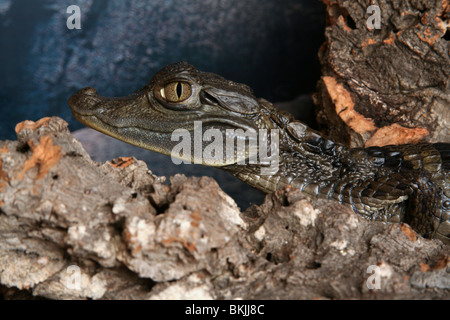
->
[[69, 62, 450, 244]]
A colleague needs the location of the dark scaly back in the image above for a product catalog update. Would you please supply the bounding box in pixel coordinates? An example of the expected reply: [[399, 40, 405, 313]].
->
[[228, 100, 450, 243]]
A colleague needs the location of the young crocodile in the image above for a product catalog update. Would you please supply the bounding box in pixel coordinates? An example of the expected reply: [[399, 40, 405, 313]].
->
[[69, 61, 450, 244]]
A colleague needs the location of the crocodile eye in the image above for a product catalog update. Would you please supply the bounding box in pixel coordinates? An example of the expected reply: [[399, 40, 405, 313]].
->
[[159, 81, 192, 103]]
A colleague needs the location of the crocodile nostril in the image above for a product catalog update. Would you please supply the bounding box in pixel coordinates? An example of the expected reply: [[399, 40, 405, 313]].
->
[[68, 87, 102, 113]]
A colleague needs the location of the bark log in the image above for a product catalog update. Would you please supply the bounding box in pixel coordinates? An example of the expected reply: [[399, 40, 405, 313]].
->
[[0, 117, 448, 299], [314, 0, 449, 147]]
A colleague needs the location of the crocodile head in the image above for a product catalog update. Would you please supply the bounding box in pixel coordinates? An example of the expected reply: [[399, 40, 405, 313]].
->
[[69, 61, 277, 166]]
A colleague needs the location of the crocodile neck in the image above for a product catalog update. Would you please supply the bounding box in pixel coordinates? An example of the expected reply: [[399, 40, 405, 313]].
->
[[221, 98, 346, 194]]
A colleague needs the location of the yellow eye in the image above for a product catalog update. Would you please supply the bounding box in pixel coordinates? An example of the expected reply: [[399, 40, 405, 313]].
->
[[159, 81, 192, 103]]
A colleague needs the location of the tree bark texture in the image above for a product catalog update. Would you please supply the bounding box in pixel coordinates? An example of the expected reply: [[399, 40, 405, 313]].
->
[[0, 117, 448, 299], [314, 0, 449, 147]]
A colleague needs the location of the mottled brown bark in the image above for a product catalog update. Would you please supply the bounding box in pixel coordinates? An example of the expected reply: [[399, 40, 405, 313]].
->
[[314, 0, 449, 147], [0, 117, 448, 299]]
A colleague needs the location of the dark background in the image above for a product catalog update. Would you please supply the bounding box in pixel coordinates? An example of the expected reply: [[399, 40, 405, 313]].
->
[[0, 0, 326, 208], [0, 0, 325, 139]]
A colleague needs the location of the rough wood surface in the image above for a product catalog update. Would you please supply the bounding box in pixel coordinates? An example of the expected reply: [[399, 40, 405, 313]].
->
[[314, 0, 449, 147], [0, 117, 448, 299]]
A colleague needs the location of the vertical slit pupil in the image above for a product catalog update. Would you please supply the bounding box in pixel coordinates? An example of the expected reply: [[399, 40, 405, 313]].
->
[[176, 82, 182, 98]]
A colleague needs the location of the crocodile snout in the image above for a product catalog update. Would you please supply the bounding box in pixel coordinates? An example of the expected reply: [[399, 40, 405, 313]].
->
[[68, 87, 102, 117]]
